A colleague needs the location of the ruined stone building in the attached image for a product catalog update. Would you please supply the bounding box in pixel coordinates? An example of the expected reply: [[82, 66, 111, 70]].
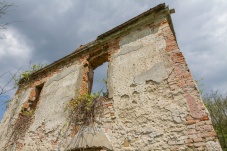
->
[[0, 4, 222, 151]]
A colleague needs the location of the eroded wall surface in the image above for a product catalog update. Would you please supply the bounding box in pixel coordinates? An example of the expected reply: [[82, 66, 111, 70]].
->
[[0, 64, 84, 150], [0, 4, 222, 151], [107, 15, 221, 151]]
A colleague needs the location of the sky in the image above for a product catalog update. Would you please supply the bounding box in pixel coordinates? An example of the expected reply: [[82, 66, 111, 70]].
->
[[0, 0, 227, 120]]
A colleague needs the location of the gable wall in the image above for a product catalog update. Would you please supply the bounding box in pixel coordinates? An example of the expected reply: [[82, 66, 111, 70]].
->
[[0, 4, 221, 151]]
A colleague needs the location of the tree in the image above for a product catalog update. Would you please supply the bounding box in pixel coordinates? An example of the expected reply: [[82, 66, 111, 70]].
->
[[0, 0, 15, 97], [0, 1, 14, 30], [0, 1, 17, 98], [203, 91, 227, 150], [0, 69, 20, 97]]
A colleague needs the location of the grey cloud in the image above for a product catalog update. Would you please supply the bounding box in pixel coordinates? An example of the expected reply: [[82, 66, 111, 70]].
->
[[1, 0, 226, 97], [169, 0, 227, 94]]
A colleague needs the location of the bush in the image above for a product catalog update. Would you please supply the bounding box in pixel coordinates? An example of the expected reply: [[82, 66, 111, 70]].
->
[[65, 92, 106, 125], [203, 91, 227, 150]]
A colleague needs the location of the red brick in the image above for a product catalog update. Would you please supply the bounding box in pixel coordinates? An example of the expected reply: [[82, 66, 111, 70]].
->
[[196, 121, 205, 126], [197, 133, 208, 138], [193, 137, 203, 142], [185, 120, 196, 125], [29, 88, 36, 101], [197, 132, 217, 138], [188, 134, 197, 139], [105, 103, 112, 107], [185, 93, 203, 119], [22, 102, 30, 109], [208, 132, 217, 137], [186, 116, 194, 121], [201, 125, 213, 131], [186, 143, 193, 147], [194, 142, 206, 147], [200, 115, 209, 121], [185, 138, 193, 144], [185, 129, 197, 135]]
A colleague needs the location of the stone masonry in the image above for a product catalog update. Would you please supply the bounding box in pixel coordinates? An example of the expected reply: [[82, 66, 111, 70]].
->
[[0, 4, 222, 151]]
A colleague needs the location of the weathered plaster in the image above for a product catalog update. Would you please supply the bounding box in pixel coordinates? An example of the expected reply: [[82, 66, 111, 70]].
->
[[0, 4, 222, 151], [22, 64, 83, 150], [0, 88, 31, 150]]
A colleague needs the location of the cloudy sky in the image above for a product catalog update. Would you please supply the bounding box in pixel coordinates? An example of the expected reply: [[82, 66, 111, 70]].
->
[[0, 0, 226, 120]]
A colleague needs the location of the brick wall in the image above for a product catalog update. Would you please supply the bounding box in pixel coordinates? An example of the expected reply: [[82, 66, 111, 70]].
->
[[0, 4, 222, 151]]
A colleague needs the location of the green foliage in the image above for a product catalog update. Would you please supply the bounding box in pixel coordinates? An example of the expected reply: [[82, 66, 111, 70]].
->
[[15, 63, 47, 85], [21, 63, 47, 79], [13, 109, 34, 140], [204, 91, 227, 150], [66, 90, 107, 125], [102, 79, 107, 85], [195, 78, 205, 95], [97, 78, 108, 96], [20, 71, 30, 81], [30, 64, 47, 73], [66, 91, 101, 112], [65, 77, 109, 126], [21, 108, 34, 117]]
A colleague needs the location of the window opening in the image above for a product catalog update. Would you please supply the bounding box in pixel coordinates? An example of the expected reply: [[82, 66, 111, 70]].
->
[[91, 62, 108, 96], [14, 83, 44, 140], [30, 83, 44, 110]]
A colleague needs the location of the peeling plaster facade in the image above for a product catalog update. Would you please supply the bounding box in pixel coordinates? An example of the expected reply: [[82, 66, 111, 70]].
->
[[0, 4, 222, 151]]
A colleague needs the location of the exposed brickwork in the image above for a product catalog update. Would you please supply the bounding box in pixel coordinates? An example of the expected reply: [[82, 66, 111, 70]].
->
[[0, 4, 222, 151], [162, 21, 220, 149]]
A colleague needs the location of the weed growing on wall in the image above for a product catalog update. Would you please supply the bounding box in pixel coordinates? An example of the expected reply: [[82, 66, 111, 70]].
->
[[13, 109, 34, 140], [65, 91, 108, 126], [15, 63, 48, 85]]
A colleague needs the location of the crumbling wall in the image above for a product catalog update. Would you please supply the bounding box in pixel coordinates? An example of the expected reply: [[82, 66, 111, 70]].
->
[[107, 14, 221, 150], [0, 4, 222, 151]]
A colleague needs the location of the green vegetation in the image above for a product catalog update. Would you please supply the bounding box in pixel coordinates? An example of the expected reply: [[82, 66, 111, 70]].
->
[[195, 78, 205, 95], [20, 64, 47, 81], [15, 63, 47, 85], [65, 78, 109, 127], [66, 91, 101, 112], [196, 78, 227, 150], [203, 91, 227, 150], [13, 109, 34, 140], [96, 78, 108, 97], [65, 91, 105, 125]]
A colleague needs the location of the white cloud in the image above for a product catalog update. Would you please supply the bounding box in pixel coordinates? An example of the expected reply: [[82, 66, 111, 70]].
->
[[0, 0, 226, 96], [168, 0, 227, 94], [0, 28, 33, 97], [0, 28, 33, 64]]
